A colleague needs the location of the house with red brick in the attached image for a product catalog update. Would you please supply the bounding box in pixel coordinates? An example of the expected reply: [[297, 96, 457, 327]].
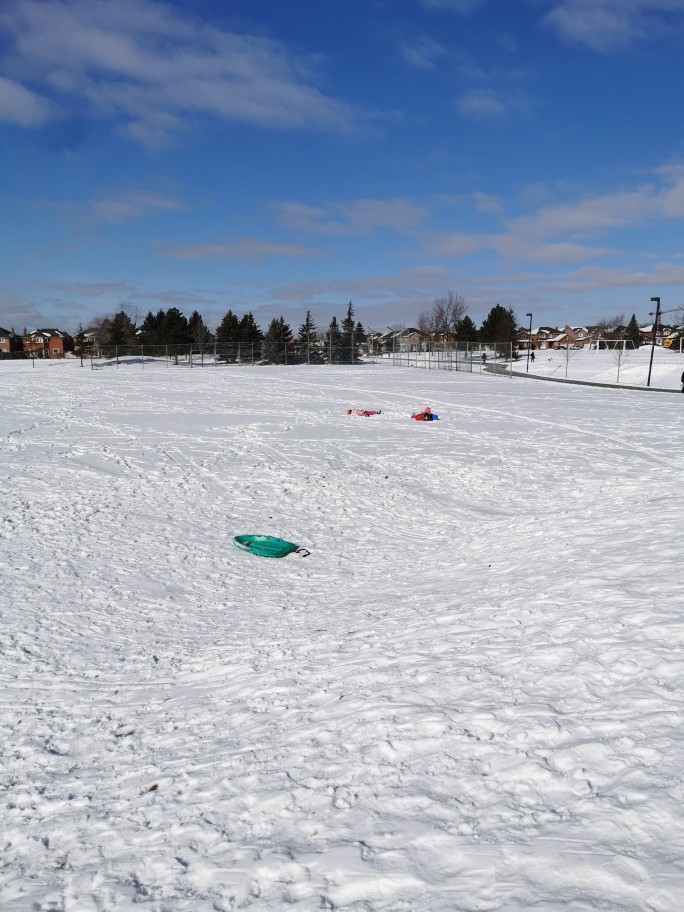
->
[[22, 328, 74, 359], [562, 326, 592, 348], [0, 327, 22, 357]]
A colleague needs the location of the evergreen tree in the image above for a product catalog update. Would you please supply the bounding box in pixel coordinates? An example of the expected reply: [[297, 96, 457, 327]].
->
[[188, 310, 211, 345], [325, 316, 342, 363], [73, 323, 87, 358], [456, 315, 479, 343], [238, 312, 263, 360], [298, 310, 319, 363], [215, 310, 240, 361], [262, 316, 292, 364], [341, 301, 355, 363], [626, 313, 641, 349], [297, 310, 317, 345], [139, 310, 166, 346], [479, 304, 517, 345], [354, 320, 367, 343], [161, 307, 190, 346], [107, 310, 137, 346]]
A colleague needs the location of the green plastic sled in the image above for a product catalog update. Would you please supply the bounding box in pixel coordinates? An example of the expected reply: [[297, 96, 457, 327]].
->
[[233, 534, 308, 558]]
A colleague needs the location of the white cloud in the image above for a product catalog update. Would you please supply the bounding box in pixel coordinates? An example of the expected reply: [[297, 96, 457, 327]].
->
[[156, 239, 318, 260], [272, 265, 451, 304], [419, 0, 486, 12], [0, 75, 54, 126], [457, 89, 506, 118], [399, 36, 446, 69], [435, 231, 485, 256], [0, 0, 363, 146], [429, 169, 684, 264], [277, 198, 427, 235], [491, 236, 618, 264], [508, 187, 658, 238], [86, 191, 185, 224], [47, 189, 186, 224], [543, 0, 684, 51], [558, 261, 684, 291], [58, 282, 138, 295], [472, 192, 504, 215]]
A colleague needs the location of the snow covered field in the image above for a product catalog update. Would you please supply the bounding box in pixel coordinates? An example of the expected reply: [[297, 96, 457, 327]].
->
[[511, 345, 684, 389], [2, 357, 684, 911]]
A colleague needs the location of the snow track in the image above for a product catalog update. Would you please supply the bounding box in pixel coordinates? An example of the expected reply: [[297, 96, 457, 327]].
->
[[1, 362, 684, 911]]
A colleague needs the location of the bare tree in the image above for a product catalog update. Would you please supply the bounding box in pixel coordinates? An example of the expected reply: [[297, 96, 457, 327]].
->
[[432, 290, 467, 343], [595, 312, 626, 348], [87, 315, 112, 347], [560, 344, 578, 378], [610, 342, 631, 383], [417, 310, 433, 336]]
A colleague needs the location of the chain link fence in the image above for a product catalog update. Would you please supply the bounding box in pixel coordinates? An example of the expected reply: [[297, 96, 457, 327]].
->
[[89, 340, 356, 368], [78, 339, 514, 372], [390, 341, 513, 374]]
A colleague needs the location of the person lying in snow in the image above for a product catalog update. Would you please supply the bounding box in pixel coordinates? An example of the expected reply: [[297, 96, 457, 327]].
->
[[411, 407, 439, 421], [346, 409, 381, 416]]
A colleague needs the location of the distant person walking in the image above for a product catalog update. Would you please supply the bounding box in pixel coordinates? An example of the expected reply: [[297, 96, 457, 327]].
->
[[681, 369, 684, 392], [530, 351, 535, 363]]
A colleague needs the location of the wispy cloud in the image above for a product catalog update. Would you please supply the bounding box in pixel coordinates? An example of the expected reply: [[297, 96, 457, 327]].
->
[[457, 89, 506, 118], [507, 188, 657, 238], [542, 0, 684, 51], [0, 75, 56, 126], [58, 281, 138, 295], [156, 238, 319, 260], [551, 261, 684, 292], [277, 198, 427, 235], [46, 189, 185, 224], [398, 36, 446, 69], [0, 293, 42, 327], [431, 164, 684, 263], [492, 237, 618, 265], [419, 0, 486, 12], [457, 87, 531, 120], [87, 191, 185, 224], [472, 192, 504, 215], [0, 0, 364, 147], [272, 265, 451, 304]]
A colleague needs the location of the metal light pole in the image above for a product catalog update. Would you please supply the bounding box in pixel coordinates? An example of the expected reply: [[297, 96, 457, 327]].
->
[[647, 296, 661, 388], [526, 312, 533, 372]]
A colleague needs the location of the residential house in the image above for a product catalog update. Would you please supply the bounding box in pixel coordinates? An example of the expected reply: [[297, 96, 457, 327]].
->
[[639, 323, 671, 348], [563, 326, 592, 348], [0, 327, 22, 357], [534, 326, 566, 350], [378, 328, 425, 353], [22, 328, 74, 359]]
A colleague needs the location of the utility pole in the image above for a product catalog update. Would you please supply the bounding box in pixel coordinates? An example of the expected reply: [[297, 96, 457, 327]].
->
[[647, 296, 661, 388]]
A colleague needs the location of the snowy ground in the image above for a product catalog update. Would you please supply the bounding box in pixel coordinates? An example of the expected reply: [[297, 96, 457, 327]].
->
[[511, 345, 684, 389], [1, 357, 684, 911]]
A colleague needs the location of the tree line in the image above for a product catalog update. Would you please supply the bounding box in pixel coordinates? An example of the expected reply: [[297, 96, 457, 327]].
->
[[74, 295, 655, 362], [77, 301, 369, 364]]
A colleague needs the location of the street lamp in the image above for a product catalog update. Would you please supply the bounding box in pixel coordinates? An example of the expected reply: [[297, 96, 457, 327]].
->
[[526, 313, 533, 373], [647, 296, 661, 388]]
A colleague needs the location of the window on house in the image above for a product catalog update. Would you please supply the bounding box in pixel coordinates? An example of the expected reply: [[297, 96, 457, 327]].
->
[[52, 348, 60, 354]]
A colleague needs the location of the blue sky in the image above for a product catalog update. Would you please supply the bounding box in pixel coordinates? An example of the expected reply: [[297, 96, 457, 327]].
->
[[2, 0, 684, 335]]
